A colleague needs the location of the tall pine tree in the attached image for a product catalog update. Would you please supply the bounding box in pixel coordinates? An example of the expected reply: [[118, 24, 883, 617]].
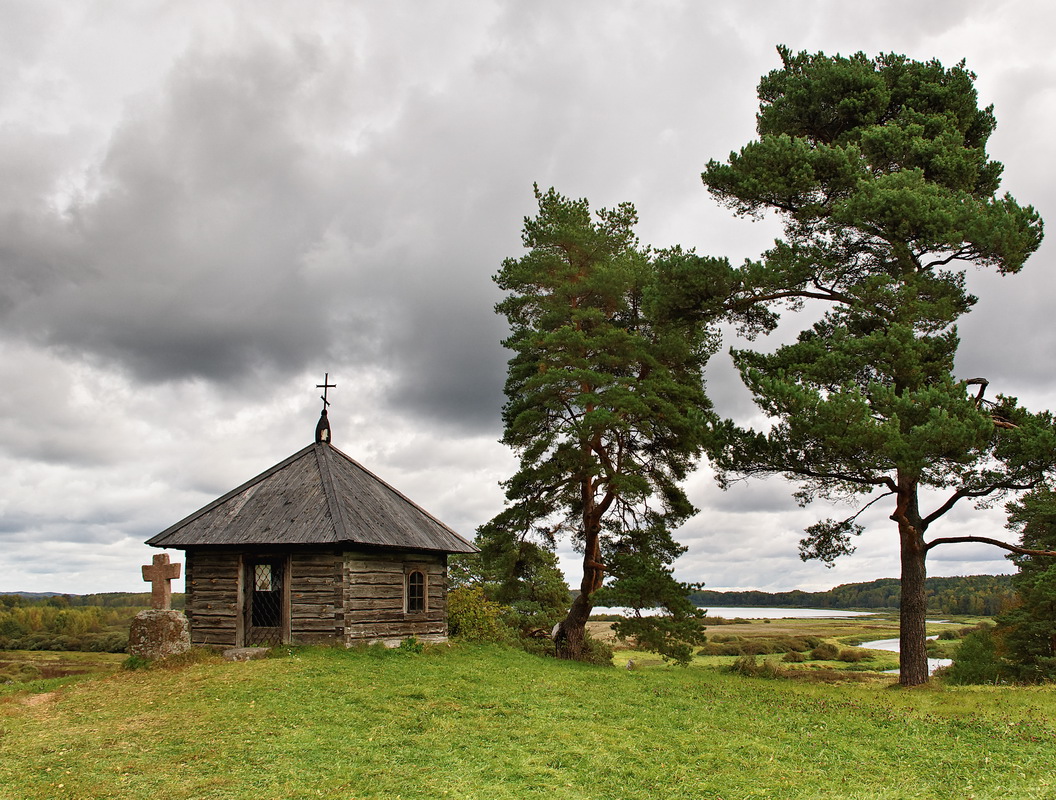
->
[[483, 185, 721, 662], [703, 47, 1055, 685]]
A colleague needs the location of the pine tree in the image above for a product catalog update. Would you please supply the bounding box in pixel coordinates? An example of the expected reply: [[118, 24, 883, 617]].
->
[[702, 47, 1055, 685], [483, 185, 720, 662], [993, 490, 1056, 680]]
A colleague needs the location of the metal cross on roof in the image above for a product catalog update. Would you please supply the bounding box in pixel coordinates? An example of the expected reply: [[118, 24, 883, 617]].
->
[[317, 373, 337, 410]]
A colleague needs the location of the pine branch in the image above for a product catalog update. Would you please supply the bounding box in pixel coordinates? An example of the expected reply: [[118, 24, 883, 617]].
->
[[923, 479, 1043, 528], [924, 535, 1056, 559]]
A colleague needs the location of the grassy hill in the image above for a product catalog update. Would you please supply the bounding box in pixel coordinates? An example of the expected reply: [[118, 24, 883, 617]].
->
[[3, 642, 1056, 799]]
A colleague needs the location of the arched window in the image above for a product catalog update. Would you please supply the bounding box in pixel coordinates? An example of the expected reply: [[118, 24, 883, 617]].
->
[[407, 570, 426, 613]]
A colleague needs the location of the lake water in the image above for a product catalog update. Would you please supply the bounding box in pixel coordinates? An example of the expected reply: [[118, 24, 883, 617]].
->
[[699, 606, 876, 619], [594, 606, 877, 619], [860, 636, 953, 675]]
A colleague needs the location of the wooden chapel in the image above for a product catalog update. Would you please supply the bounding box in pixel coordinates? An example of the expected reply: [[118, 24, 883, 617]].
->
[[146, 377, 477, 648]]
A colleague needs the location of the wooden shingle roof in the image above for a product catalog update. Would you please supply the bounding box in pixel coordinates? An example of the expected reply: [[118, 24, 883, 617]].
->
[[146, 442, 477, 553]]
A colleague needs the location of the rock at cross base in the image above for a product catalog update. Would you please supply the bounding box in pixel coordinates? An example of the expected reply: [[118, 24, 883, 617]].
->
[[142, 552, 181, 610], [129, 609, 191, 660]]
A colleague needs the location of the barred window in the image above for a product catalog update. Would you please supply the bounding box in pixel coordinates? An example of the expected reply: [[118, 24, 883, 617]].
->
[[254, 563, 274, 592]]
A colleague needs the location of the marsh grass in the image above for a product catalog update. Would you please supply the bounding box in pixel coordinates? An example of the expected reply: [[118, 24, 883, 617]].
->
[[0, 650, 126, 698], [2, 642, 1056, 799]]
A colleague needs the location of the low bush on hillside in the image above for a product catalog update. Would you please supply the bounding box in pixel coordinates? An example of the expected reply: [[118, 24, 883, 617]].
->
[[728, 654, 878, 684], [698, 640, 746, 656], [0, 631, 128, 653], [810, 642, 840, 661], [837, 648, 869, 663], [701, 616, 752, 625], [447, 586, 514, 644], [729, 654, 783, 678], [579, 633, 615, 666], [942, 627, 1008, 685], [448, 586, 614, 665], [937, 625, 983, 641], [0, 662, 42, 683], [697, 635, 824, 658]]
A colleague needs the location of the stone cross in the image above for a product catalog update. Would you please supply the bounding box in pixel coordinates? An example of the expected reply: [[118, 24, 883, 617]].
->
[[142, 553, 181, 610]]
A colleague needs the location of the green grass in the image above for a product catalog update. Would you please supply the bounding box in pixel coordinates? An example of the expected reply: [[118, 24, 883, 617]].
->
[[3, 642, 1056, 799]]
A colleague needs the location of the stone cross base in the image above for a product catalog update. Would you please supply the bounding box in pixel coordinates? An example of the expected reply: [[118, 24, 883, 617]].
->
[[129, 609, 191, 660]]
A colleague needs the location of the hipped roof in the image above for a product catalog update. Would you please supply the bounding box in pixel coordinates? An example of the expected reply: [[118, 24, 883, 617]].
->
[[147, 442, 477, 554]]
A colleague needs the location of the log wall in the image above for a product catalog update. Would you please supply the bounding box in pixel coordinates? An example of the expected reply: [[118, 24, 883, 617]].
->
[[184, 547, 448, 648], [288, 550, 342, 645], [185, 550, 241, 647], [342, 550, 448, 645]]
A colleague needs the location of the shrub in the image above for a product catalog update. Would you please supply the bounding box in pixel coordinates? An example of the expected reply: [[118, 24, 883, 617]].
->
[[579, 633, 615, 667], [767, 636, 819, 653], [397, 636, 424, 655], [0, 663, 43, 682], [87, 632, 129, 653], [17, 663, 42, 681], [729, 655, 784, 678], [837, 648, 867, 663], [447, 586, 513, 643], [122, 654, 152, 671], [697, 641, 744, 656], [810, 642, 840, 661], [933, 623, 990, 641], [782, 650, 806, 663], [741, 640, 780, 655], [943, 628, 1008, 685], [698, 635, 825, 657]]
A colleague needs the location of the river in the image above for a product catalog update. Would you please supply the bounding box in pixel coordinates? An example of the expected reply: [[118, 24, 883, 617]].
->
[[594, 606, 877, 619], [860, 636, 952, 675], [699, 606, 876, 619]]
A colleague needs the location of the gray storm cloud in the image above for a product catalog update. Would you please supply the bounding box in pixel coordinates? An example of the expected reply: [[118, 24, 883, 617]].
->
[[0, 0, 1053, 593]]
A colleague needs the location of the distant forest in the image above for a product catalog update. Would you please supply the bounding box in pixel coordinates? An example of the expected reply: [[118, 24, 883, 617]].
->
[[1, 592, 185, 609], [0, 592, 185, 652], [688, 575, 1014, 616]]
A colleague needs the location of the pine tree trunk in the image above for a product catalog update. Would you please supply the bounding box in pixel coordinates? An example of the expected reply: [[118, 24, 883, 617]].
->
[[895, 475, 930, 687], [555, 590, 592, 660], [899, 534, 929, 686], [554, 513, 604, 661]]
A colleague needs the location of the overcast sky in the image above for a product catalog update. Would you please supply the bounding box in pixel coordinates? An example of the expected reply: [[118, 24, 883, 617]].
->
[[2, 0, 1054, 596]]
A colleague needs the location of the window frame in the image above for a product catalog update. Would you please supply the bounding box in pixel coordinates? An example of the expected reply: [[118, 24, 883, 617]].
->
[[405, 566, 428, 614]]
